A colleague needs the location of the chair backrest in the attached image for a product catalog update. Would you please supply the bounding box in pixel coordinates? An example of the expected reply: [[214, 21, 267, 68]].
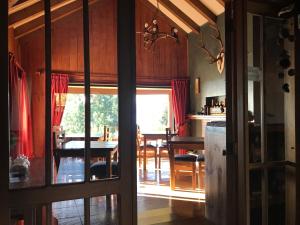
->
[[53, 127, 65, 149], [165, 128, 178, 152], [103, 125, 110, 141], [98, 125, 110, 142], [136, 125, 142, 150], [165, 128, 177, 143]]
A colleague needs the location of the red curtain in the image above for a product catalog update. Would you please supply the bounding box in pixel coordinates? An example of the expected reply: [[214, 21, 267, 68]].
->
[[9, 53, 33, 159], [171, 79, 190, 154], [51, 74, 68, 180], [51, 74, 69, 129]]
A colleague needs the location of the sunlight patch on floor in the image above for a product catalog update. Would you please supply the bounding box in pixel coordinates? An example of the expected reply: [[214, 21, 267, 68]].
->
[[137, 183, 205, 202], [138, 207, 172, 225]]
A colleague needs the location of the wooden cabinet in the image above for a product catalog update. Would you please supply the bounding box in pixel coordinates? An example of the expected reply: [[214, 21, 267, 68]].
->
[[204, 124, 226, 225], [188, 114, 226, 138]]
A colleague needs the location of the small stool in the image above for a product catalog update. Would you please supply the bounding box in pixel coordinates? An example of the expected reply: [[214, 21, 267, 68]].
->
[[90, 161, 118, 179]]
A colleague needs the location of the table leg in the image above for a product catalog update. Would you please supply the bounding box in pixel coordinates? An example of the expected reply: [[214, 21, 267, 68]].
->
[[169, 145, 175, 190], [143, 137, 147, 171], [106, 152, 112, 211], [106, 152, 112, 178]]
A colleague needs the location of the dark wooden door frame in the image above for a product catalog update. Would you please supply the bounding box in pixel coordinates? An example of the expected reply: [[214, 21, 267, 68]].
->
[[0, 0, 137, 224], [0, 0, 9, 224], [225, 0, 248, 225], [226, 1, 300, 225], [295, 2, 300, 225]]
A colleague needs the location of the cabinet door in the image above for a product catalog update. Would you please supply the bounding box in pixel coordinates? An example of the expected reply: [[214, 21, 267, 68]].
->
[[205, 125, 226, 225]]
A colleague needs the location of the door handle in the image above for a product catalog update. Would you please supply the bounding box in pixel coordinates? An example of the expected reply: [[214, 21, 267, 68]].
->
[[222, 149, 227, 156]]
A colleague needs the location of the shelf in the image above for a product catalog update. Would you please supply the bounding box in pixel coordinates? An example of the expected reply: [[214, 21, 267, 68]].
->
[[187, 114, 226, 120]]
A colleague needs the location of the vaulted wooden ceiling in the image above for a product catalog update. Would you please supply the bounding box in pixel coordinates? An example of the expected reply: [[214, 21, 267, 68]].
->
[[147, 0, 224, 33], [8, 0, 225, 39], [8, 0, 293, 39]]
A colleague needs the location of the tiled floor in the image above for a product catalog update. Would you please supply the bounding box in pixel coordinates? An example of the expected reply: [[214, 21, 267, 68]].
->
[[51, 156, 207, 225], [52, 196, 118, 225]]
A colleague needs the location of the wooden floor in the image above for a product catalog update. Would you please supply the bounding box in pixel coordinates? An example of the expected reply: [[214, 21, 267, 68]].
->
[[51, 157, 209, 225]]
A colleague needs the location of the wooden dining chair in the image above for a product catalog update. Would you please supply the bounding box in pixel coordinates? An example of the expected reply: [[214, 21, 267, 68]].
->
[[137, 126, 158, 170], [157, 139, 168, 170], [52, 129, 66, 172], [98, 125, 110, 142], [166, 128, 204, 190], [136, 125, 143, 167]]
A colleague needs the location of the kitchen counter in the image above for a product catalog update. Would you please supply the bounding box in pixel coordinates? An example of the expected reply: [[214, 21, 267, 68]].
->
[[187, 114, 226, 138], [187, 114, 226, 120]]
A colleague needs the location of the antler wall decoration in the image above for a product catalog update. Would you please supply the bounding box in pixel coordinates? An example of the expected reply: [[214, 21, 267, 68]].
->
[[198, 24, 225, 74]]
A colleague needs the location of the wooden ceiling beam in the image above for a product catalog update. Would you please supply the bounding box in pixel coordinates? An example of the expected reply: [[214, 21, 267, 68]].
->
[[158, 0, 200, 34], [141, 0, 188, 34], [216, 0, 225, 7], [185, 0, 217, 25], [9, 0, 40, 15], [9, 1, 43, 27], [15, 0, 99, 39], [10, 0, 77, 29]]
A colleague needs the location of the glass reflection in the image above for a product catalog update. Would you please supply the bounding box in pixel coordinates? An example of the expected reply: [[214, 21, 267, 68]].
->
[[50, 0, 85, 184], [9, 0, 45, 189], [268, 168, 285, 225], [89, 0, 119, 181], [247, 14, 262, 163], [264, 18, 286, 162], [250, 170, 262, 225], [10, 205, 47, 225]]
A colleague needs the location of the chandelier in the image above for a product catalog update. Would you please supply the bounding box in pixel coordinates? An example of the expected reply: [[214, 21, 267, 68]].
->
[[138, 1, 179, 50]]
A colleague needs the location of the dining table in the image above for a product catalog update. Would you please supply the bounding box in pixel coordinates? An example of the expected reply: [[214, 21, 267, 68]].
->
[[168, 136, 204, 190], [54, 140, 118, 178], [141, 132, 166, 171]]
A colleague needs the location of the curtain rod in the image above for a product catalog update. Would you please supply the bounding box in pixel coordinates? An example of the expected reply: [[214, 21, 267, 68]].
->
[[37, 69, 116, 77]]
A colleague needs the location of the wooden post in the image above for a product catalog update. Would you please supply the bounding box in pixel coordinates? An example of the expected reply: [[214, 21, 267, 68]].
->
[[117, 0, 137, 224]]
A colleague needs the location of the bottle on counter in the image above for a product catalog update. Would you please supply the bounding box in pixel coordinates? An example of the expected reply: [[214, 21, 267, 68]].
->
[[204, 105, 210, 115]]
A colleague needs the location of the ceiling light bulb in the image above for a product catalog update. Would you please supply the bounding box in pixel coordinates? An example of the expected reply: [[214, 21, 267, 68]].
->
[[144, 23, 149, 28]]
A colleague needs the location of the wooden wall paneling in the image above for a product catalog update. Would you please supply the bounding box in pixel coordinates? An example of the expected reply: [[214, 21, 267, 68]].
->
[[8, 28, 16, 53], [31, 72, 46, 158], [89, 0, 117, 81], [135, 0, 188, 86], [18, 0, 188, 87], [19, 30, 44, 78], [51, 9, 82, 72]]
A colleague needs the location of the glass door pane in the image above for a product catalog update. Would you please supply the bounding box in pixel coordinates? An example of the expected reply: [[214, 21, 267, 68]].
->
[[9, 0, 46, 189], [50, 0, 85, 184], [246, 2, 296, 225], [5, 1, 136, 225], [89, 0, 119, 181]]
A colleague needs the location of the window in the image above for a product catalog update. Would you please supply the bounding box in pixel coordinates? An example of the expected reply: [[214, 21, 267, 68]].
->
[[61, 86, 171, 136], [136, 89, 171, 133], [61, 93, 118, 138]]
